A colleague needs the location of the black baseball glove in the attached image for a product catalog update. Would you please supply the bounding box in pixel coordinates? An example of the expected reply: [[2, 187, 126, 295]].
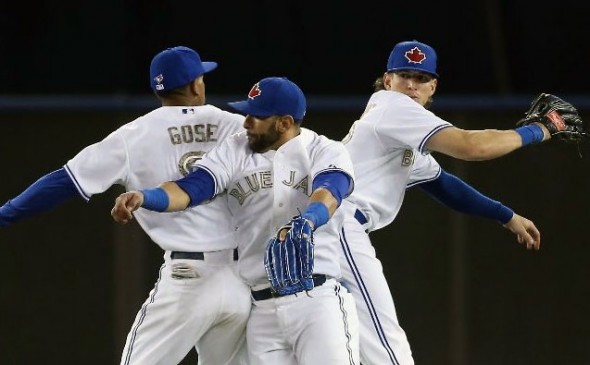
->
[[517, 93, 587, 143]]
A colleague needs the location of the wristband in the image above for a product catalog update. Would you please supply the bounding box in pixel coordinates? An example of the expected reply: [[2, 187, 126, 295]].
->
[[515, 124, 544, 146], [141, 188, 169, 212], [302, 202, 330, 230]]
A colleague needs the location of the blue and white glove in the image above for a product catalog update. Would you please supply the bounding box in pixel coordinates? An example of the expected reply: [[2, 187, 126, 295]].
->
[[264, 216, 315, 296]]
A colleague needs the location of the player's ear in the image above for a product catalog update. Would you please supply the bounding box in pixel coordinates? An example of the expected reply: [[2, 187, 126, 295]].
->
[[430, 78, 438, 93], [276, 115, 293, 133], [189, 76, 204, 96], [190, 80, 198, 96], [383, 72, 393, 90]]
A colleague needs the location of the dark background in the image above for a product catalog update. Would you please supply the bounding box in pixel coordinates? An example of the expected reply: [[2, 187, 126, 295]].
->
[[2, 1, 589, 96], [1, 1, 589, 365]]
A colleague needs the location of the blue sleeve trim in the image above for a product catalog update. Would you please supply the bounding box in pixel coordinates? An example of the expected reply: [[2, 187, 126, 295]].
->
[[0, 168, 79, 226], [141, 188, 170, 212], [417, 169, 514, 224], [406, 166, 442, 188], [302, 202, 330, 230], [64, 164, 91, 201], [312, 170, 353, 206], [418, 124, 453, 154], [175, 168, 216, 207]]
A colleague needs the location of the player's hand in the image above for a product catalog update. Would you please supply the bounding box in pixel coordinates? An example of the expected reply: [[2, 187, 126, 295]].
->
[[277, 227, 290, 241], [111, 191, 144, 224], [502, 213, 541, 251], [276, 218, 315, 241]]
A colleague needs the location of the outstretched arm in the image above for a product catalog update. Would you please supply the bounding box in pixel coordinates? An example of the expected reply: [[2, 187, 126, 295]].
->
[[0, 168, 80, 227], [426, 92, 586, 160], [417, 169, 540, 250], [425, 124, 550, 161], [111, 168, 216, 224]]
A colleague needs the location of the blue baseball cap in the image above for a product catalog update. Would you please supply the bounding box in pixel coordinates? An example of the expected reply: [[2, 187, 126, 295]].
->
[[149, 46, 218, 92], [387, 40, 438, 78], [228, 77, 307, 120]]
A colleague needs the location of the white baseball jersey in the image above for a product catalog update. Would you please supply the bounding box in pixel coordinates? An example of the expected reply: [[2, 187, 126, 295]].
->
[[343, 90, 452, 231], [197, 127, 355, 287], [198, 127, 360, 364], [340, 90, 453, 365], [65, 105, 252, 365], [66, 105, 243, 252]]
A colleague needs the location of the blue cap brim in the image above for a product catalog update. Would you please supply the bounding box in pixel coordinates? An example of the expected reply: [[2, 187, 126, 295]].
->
[[387, 66, 438, 78], [227, 100, 274, 118], [202, 61, 218, 74]]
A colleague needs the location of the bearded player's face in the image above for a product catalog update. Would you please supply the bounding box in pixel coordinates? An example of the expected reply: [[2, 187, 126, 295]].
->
[[243, 115, 281, 153]]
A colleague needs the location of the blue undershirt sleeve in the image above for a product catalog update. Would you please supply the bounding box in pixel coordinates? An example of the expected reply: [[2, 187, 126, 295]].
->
[[0, 168, 80, 226], [417, 169, 514, 224], [312, 170, 353, 206], [174, 168, 216, 207], [302, 171, 352, 230]]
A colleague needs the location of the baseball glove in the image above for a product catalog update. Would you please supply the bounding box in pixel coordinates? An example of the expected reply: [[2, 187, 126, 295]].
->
[[517, 93, 587, 143], [264, 216, 315, 296]]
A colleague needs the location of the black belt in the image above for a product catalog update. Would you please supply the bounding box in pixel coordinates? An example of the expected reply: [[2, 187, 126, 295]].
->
[[251, 274, 328, 301], [354, 209, 368, 225], [171, 248, 238, 261]]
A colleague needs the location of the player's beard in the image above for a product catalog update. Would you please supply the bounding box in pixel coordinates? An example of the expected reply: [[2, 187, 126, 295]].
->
[[248, 123, 281, 153]]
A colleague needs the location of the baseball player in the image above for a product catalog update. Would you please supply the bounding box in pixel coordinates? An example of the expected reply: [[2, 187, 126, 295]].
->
[[0, 46, 251, 365], [111, 76, 361, 365], [339, 40, 552, 364]]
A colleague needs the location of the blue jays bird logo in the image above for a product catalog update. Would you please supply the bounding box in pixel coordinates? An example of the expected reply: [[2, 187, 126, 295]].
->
[[404, 47, 426, 64]]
